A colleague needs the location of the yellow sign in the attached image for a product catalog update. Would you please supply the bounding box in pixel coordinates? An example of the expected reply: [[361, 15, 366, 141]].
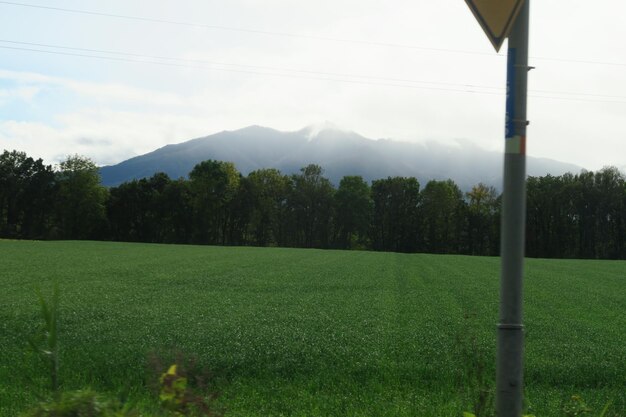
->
[[465, 0, 525, 51]]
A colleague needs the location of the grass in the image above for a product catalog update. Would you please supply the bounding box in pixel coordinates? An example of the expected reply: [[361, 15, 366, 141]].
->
[[0, 240, 624, 416]]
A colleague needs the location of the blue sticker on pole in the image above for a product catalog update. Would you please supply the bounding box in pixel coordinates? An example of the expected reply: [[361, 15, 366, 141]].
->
[[505, 48, 516, 139]]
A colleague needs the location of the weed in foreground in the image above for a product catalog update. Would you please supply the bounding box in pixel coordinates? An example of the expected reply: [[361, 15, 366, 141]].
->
[[19, 389, 133, 417], [22, 284, 224, 416], [159, 363, 223, 416], [27, 282, 60, 393], [562, 395, 615, 417]]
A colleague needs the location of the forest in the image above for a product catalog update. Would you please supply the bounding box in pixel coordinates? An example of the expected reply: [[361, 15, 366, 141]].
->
[[1, 149, 625, 259]]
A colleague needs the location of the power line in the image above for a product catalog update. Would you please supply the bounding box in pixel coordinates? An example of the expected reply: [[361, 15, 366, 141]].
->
[[531, 88, 626, 101], [531, 55, 626, 67], [1, 44, 625, 104], [2, 39, 625, 103], [530, 95, 626, 105], [0, 45, 506, 96], [0, 39, 504, 91], [0, 1, 493, 57], [2, 0, 626, 67]]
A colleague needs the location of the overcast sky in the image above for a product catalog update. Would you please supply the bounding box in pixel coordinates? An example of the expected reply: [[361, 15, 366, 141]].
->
[[1, 0, 625, 171]]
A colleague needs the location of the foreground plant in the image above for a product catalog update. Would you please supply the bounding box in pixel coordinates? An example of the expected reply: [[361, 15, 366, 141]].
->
[[28, 282, 61, 393], [19, 389, 131, 417], [158, 363, 223, 416], [563, 395, 613, 417]]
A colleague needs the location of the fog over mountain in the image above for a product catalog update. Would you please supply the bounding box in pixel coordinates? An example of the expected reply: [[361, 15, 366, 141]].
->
[[100, 125, 583, 190]]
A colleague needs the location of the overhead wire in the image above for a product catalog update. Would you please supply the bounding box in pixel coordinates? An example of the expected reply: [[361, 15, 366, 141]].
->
[[0, 45, 509, 96], [1, 2, 625, 103], [0, 39, 504, 91], [1, 0, 626, 67], [0, 1, 497, 58], [1, 39, 625, 104]]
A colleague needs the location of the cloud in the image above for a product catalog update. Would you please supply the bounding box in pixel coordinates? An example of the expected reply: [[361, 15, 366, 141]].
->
[[0, 69, 183, 107], [0, 86, 40, 105], [0, 69, 215, 165], [74, 137, 114, 146], [0, 108, 218, 166]]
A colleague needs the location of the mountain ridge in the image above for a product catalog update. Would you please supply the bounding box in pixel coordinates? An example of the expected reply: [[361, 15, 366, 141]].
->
[[99, 125, 583, 190]]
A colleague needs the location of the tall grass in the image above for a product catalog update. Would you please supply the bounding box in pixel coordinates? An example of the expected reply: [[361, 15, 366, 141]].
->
[[28, 282, 60, 393]]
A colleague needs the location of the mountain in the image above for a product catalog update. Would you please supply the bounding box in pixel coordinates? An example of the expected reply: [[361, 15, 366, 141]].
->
[[99, 125, 583, 190]]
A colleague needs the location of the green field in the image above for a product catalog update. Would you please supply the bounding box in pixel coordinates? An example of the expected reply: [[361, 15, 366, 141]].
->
[[1, 240, 624, 416]]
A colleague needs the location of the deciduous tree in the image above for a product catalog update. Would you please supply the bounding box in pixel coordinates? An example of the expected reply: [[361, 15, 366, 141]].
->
[[54, 155, 107, 239], [334, 176, 372, 249]]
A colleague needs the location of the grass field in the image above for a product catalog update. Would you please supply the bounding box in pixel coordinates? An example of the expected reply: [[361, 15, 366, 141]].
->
[[0, 240, 624, 416]]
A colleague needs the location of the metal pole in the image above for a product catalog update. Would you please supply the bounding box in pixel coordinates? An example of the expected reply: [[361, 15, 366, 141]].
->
[[497, 1, 529, 416]]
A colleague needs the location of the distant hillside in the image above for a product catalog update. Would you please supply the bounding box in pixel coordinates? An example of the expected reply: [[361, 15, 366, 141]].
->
[[99, 125, 583, 189]]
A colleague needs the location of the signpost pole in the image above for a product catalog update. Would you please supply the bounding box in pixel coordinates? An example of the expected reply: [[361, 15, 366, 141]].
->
[[497, 0, 529, 416]]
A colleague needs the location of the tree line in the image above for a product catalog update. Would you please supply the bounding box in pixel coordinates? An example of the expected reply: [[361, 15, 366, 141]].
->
[[2, 149, 625, 259]]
